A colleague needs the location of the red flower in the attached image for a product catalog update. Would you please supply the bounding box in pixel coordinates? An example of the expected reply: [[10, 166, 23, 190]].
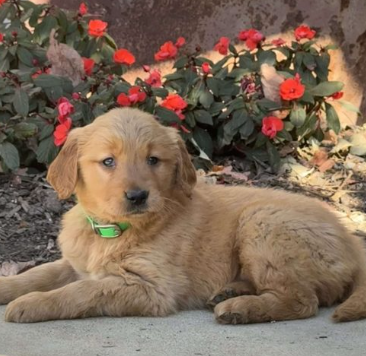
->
[[294, 25, 316, 41], [154, 41, 178, 61], [271, 38, 286, 47], [238, 29, 264, 50], [261, 116, 284, 139], [117, 93, 131, 107], [113, 49, 135, 66], [214, 37, 230, 55], [161, 94, 188, 120], [145, 70, 162, 87], [54, 118, 72, 146], [79, 2, 87, 15], [0, 33, 3, 42], [279, 74, 305, 101], [116, 86, 146, 106], [57, 97, 74, 123], [0, 0, 6, 5], [128, 86, 146, 104], [175, 37, 186, 48], [72, 92, 81, 100], [82, 57, 95, 76], [88, 20, 107, 37], [331, 91, 344, 100]]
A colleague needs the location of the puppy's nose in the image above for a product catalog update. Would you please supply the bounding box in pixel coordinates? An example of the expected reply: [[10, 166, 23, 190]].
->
[[125, 189, 149, 205]]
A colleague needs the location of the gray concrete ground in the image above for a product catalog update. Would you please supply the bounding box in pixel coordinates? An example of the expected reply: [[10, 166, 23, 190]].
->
[[1, 307, 365, 356]]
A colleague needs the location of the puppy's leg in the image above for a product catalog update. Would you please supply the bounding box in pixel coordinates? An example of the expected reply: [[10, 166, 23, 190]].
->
[[214, 287, 318, 324], [0, 259, 77, 304], [207, 279, 256, 309], [5, 275, 177, 323]]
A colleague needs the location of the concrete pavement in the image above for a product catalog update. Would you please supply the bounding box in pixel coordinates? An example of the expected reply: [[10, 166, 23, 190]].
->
[[1, 307, 365, 356]]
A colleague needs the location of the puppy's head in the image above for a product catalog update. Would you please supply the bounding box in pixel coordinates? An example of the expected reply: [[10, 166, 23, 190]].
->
[[47, 108, 196, 222]]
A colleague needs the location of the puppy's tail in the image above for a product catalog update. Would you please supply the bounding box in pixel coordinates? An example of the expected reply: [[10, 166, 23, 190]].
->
[[332, 268, 366, 322]]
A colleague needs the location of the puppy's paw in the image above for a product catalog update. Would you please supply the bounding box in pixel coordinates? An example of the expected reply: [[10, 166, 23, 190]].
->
[[207, 280, 256, 310], [5, 292, 52, 323]]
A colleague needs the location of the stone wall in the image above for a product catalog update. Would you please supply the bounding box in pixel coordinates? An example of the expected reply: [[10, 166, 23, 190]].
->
[[51, 0, 366, 120]]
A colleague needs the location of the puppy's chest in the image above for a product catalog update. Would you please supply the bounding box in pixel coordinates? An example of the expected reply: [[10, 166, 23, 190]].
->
[[59, 229, 135, 278]]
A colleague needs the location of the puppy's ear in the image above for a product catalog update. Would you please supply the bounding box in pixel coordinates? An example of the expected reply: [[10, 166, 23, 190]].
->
[[176, 136, 197, 197], [47, 129, 80, 199]]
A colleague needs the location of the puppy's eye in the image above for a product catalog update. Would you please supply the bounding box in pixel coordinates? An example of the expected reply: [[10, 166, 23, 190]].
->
[[147, 156, 159, 166], [102, 157, 115, 168]]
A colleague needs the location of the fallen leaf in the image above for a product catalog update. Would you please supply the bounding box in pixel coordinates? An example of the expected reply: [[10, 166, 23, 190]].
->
[[318, 159, 335, 173], [0, 260, 36, 277], [310, 150, 328, 167]]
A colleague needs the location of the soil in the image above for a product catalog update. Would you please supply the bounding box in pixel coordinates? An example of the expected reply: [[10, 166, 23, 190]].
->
[[0, 161, 365, 268]]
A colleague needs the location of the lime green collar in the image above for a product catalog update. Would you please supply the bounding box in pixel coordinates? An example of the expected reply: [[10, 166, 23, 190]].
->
[[86, 215, 130, 239]]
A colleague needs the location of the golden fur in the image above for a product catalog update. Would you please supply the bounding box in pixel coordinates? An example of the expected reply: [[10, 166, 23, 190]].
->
[[1, 108, 366, 324]]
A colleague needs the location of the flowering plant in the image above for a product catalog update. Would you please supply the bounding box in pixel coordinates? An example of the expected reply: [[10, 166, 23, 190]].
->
[[0, 1, 355, 173]]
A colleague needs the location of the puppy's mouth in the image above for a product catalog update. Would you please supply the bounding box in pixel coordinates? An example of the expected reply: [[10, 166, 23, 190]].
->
[[125, 204, 149, 215]]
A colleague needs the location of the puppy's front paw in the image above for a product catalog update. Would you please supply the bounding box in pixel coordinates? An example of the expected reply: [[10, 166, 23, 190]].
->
[[5, 292, 52, 323]]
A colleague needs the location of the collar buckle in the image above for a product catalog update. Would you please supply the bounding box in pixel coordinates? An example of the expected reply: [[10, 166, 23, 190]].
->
[[91, 222, 123, 238]]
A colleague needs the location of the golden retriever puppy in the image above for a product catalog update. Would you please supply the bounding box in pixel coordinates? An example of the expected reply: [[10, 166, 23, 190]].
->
[[1, 108, 366, 324]]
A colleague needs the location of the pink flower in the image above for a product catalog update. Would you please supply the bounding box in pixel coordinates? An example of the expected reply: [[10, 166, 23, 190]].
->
[[57, 97, 74, 123], [214, 37, 230, 55], [79, 3, 87, 16], [175, 37, 186, 48], [145, 70, 162, 87], [238, 29, 264, 50], [294, 25, 316, 41], [116, 86, 146, 106], [271, 38, 286, 47], [142, 65, 151, 72], [261, 116, 284, 139], [72, 93, 81, 100]]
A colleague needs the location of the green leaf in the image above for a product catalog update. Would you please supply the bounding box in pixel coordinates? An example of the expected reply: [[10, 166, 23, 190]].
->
[[315, 53, 329, 81], [13, 88, 29, 117], [199, 89, 214, 109], [155, 106, 180, 124], [14, 122, 38, 138], [309, 81, 344, 97], [290, 106, 306, 127], [36, 136, 59, 164], [225, 110, 247, 135], [0, 3, 11, 24], [151, 87, 168, 98], [302, 53, 316, 71], [33, 74, 62, 88], [209, 102, 225, 115], [206, 77, 221, 96], [39, 124, 55, 140], [256, 98, 281, 111], [0, 142, 20, 170], [338, 99, 361, 115], [194, 110, 213, 125], [239, 118, 254, 139], [227, 67, 251, 80], [257, 50, 276, 66], [173, 57, 189, 69], [0, 57, 9, 72], [349, 133, 366, 156], [193, 127, 213, 158], [297, 112, 318, 139], [325, 103, 340, 134], [34, 16, 58, 44], [266, 141, 281, 173]]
